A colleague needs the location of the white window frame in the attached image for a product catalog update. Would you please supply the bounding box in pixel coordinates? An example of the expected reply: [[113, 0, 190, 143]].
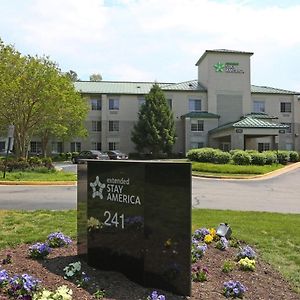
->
[[191, 120, 204, 132], [109, 98, 120, 110], [91, 98, 102, 110], [190, 142, 204, 149], [109, 120, 119, 132], [253, 100, 265, 113], [30, 141, 42, 154], [91, 142, 101, 151], [189, 98, 201, 112], [258, 143, 270, 152], [280, 102, 291, 113], [109, 142, 119, 150], [70, 142, 81, 152], [92, 120, 102, 132]]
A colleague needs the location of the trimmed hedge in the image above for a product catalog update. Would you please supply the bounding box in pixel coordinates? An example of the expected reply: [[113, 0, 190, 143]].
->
[[187, 148, 299, 166], [232, 151, 251, 165]]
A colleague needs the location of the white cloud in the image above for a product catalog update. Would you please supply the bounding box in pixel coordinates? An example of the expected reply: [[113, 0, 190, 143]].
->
[[0, 0, 300, 90]]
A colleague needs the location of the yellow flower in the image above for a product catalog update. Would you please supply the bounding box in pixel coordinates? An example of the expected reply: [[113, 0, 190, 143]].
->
[[209, 228, 217, 239], [204, 234, 213, 244]]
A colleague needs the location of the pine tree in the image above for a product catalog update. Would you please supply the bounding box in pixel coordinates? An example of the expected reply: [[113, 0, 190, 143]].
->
[[131, 83, 176, 155]]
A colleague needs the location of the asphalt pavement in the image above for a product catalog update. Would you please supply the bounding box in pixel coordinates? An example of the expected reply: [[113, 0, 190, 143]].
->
[[0, 162, 299, 213]]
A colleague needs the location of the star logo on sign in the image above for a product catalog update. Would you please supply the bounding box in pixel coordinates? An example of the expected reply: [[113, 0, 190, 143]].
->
[[90, 176, 106, 199], [214, 62, 225, 72]]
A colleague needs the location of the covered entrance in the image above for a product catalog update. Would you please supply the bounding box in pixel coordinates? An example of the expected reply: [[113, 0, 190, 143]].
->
[[208, 113, 289, 151]]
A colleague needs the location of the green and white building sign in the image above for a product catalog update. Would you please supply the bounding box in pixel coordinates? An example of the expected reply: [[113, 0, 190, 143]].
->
[[214, 61, 244, 73]]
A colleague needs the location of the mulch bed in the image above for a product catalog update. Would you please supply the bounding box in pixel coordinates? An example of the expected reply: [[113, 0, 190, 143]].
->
[[0, 242, 299, 300]]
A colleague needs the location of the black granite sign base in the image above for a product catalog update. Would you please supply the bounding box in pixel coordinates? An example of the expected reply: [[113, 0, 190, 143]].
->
[[77, 160, 191, 296]]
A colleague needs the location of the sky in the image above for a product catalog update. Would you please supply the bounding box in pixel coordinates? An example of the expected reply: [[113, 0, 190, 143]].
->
[[1, 0, 300, 91]]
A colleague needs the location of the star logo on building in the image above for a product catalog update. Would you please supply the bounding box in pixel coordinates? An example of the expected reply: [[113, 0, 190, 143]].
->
[[214, 62, 225, 72], [90, 176, 106, 199]]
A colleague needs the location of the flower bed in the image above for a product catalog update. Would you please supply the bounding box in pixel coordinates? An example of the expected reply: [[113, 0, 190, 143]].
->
[[0, 230, 299, 299]]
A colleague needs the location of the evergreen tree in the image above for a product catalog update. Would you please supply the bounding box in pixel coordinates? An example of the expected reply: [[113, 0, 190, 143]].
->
[[131, 83, 176, 155]]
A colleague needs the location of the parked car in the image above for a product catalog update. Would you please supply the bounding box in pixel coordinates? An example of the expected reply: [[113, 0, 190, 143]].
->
[[71, 150, 109, 164], [105, 150, 128, 160]]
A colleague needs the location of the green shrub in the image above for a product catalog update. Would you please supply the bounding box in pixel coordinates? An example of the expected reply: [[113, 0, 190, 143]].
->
[[196, 148, 219, 163], [264, 151, 277, 165], [214, 150, 231, 164], [32, 166, 56, 173], [186, 149, 199, 161], [28, 156, 42, 167], [289, 151, 299, 162], [250, 152, 267, 165], [232, 151, 251, 165], [276, 151, 290, 165], [6, 159, 30, 171], [41, 157, 54, 169], [229, 149, 240, 156]]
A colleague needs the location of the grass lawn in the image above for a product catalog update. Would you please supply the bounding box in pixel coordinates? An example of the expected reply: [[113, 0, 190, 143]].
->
[[193, 209, 300, 293], [191, 161, 283, 176], [0, 170, 76, 181], [0, 209, 299, 293]]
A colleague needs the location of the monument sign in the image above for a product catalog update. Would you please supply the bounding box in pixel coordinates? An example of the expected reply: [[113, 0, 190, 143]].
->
[[77, 160, 191, 296]]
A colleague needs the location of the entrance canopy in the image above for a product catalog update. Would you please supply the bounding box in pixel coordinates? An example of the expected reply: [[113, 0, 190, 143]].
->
[[209, 113, 289, 150]]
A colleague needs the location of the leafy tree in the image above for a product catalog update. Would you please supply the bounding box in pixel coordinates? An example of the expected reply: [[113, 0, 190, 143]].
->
[[65, 70, 79, 82], [131, 83, 176, 155], [89, 73, 102, 81], [0, 39, 88, 158]]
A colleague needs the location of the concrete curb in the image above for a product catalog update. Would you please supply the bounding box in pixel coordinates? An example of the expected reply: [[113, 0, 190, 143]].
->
[[0, 181, 76, 186], [193, 162, 300, 180]]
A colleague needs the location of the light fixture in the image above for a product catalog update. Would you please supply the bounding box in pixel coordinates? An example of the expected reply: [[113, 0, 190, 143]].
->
[[216, 223, 232, 239]]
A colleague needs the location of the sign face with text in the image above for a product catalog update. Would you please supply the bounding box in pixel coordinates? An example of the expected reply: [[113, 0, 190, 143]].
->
[[78, 160, 191, 296]]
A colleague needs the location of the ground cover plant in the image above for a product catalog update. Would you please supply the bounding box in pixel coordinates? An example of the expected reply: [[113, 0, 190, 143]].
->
[[191, 161, 283, 176], [0, 170, 76, 182], [0, 209, 299, 299]]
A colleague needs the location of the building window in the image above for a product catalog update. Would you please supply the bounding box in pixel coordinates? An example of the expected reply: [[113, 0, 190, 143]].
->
[[138, 96, 146, 107], [91, 98, 102, 110], [190, 142, 204, 149], [109, 120, 119, 132], [191, 120, 204, 132], [91, 142, 101, 151], [280, 102, 291, 113], [70, 142, 81, 152], [109, 142, 119, 150], [253, 100, 265, 113], [92, 121, 102, 132], [189, 99, 201, 112], [30, 141, 42, 154], [258, 143, 270, 152], [167, 98, 172, 110], [51, 142, 63, 153], [109, 98, 120, 110], [281, 123, 292, 133]]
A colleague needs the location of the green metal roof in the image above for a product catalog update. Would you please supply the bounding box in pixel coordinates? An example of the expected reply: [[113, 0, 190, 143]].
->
[[233, 117, 288, 129], [74, 81, 172, 95], [209, 114, 288, 134], [74, 80, 207, 95], [75, 80, 299, 95], [181, 111, 220, 119], [162, 80, 206, 92], [251, 85, 299, 95], [244, 112, 278, 119]]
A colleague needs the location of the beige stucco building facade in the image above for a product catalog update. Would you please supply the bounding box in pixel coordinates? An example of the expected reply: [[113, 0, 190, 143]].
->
[[2, 49, 299, 155]]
